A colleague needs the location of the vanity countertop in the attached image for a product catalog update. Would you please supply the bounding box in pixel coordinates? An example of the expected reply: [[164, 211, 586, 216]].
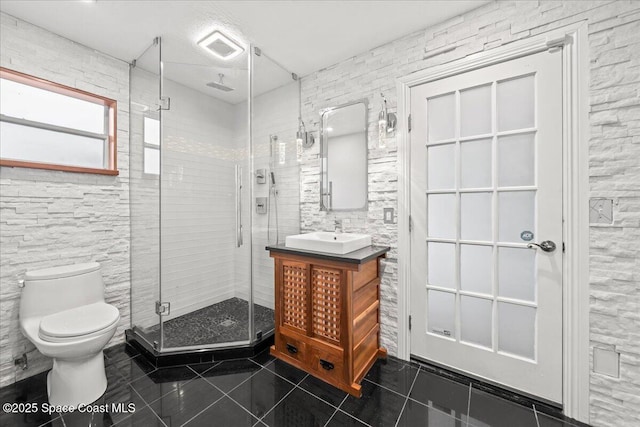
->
[[266, 244, 390, 264]]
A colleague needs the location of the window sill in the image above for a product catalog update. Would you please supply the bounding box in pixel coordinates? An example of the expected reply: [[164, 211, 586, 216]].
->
[[0, 160, 119, 176]]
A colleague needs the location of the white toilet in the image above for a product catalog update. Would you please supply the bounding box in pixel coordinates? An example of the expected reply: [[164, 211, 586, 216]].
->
[[19, 262, 120, 407]]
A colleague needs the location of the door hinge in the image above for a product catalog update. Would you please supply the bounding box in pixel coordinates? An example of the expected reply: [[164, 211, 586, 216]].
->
[[563, 242, 566, 253], [409, 315, 412, 331], [408, 114, 412, 133], [409, 215, 413, 232], [155, 301, 170, 316], [158, 96, 171, 111]]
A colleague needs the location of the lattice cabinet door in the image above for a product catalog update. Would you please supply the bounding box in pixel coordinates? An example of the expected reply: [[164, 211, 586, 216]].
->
[[281, 261, 309, 334], [311, 266, 342, 345]]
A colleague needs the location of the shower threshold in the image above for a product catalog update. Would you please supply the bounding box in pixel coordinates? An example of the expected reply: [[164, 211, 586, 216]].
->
[[126, 297, 275, 367]]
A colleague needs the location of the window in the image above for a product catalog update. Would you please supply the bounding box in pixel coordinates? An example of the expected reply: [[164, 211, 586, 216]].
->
[[0, 67, 118, 175], [143, 116, 160, 175]]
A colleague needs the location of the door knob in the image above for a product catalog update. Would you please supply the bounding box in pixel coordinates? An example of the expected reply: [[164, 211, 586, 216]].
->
[[526, 240, 556, 252]]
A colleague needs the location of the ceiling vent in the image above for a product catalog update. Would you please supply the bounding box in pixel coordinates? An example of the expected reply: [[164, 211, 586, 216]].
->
[[197, 30, 244, 61]]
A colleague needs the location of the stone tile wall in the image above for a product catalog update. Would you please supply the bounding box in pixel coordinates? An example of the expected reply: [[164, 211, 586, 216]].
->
[[299, 2, 640, 425]]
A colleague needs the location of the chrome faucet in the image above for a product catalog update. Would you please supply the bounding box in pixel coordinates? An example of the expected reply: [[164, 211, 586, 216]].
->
[[334, 219, 343, 234]]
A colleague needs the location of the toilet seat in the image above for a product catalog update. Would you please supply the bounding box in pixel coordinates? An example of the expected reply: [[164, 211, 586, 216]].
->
[[39, 302, 119, 343]]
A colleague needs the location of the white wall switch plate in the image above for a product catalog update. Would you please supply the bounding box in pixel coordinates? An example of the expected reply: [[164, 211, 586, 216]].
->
[[383, 208, 394, 224], [593, 347, 620, 378], [589, 198, 613, 224]]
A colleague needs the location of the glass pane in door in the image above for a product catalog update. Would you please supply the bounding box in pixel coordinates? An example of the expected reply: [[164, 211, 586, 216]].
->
[[498, 302, 536, 359], [498, 191, 535, 242], [460, 244, 492, 294], [460, 138, 492, 188], [427, 193, 456, 238], [461, 296, 492, 348], [460, 84, 491, 137], [498, 133, 535, 186], [497, 75, 535, 131], [427, 93, 455, 141], [428, 242, 455, 289], [498, 247, 536, 302], [427, 144, 455, 190], [428, 290, 455, 338], [460, 192, 492, 241]]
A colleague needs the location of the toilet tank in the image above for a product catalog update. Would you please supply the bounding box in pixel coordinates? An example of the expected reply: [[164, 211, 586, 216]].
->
[[20, 263, 105, 320]]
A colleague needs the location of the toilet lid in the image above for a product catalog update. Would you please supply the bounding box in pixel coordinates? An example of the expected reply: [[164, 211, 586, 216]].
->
[[39, 302, 119, 340]]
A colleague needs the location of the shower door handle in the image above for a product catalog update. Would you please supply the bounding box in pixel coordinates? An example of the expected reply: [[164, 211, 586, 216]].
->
[[236, 165, 243, 247]]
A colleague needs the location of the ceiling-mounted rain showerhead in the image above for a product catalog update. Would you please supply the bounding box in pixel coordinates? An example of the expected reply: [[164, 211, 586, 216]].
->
[[206, 73, 234, 92]]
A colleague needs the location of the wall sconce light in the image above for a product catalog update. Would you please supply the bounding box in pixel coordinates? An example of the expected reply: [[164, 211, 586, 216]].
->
[[378, 93, 397, 148], [296, 117, 314, 162]]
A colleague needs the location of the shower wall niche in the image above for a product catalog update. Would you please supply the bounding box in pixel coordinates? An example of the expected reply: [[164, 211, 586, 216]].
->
[[129, 38, 300, 352]]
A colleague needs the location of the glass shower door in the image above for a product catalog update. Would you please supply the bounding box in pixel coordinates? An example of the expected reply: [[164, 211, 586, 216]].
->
[[129, 38, 162, 349], [158, 43, 252, 350], [250, 50, 301, 339]]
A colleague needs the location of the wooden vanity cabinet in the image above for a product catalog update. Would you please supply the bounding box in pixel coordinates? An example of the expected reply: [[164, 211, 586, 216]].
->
[[269, 250, 387, 397]]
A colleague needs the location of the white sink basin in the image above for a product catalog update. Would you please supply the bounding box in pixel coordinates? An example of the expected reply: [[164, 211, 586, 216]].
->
[[285, 232, 372, 255]]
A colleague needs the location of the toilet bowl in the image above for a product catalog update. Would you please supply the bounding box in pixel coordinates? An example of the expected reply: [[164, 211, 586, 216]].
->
[[19, 262, 120, 407]]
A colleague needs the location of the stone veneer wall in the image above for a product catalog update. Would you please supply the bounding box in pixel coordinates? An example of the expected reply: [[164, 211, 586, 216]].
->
[[0, 13, 130, 387], [298, 1, 640, 425]]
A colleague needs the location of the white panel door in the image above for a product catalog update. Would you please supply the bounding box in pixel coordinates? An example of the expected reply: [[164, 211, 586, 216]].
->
[[410, 50, 563, 403]]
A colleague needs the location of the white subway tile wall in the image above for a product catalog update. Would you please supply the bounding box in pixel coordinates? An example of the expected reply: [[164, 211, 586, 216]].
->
[[251, 81, 300, 311]]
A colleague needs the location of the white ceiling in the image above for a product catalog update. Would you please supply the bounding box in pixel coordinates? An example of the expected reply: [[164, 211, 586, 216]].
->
[[0, 1, 487, 103]]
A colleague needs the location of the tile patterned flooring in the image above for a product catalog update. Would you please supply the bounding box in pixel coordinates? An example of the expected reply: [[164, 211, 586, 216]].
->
[[0, 344, 587, 427]]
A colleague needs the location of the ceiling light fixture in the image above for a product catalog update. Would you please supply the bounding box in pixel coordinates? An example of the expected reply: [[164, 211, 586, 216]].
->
[[197, 30, 244, 61]]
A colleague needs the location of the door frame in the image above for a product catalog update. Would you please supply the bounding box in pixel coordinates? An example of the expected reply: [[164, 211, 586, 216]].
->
[[395, 22, 590, 423]]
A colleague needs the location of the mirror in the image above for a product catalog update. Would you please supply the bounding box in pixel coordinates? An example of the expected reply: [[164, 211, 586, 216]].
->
[[320, 100, 368, 211]]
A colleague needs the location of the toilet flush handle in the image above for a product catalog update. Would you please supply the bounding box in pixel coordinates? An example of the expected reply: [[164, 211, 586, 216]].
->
[[18, 280, 24, 288]]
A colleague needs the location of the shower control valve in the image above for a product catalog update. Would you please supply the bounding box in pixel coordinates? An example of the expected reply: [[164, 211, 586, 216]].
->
[[256, 197, 268, 214]]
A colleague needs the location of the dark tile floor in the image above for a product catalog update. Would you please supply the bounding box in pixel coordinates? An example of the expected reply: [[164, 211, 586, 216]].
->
[[142, 298, 275, 347], [0, 344, 587, 427]]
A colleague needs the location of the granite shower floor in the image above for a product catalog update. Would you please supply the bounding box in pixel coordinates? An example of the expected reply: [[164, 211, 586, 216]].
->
[[142, 297, 274, 348]]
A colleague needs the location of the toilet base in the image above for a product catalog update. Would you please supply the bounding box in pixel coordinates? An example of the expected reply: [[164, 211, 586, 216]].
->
[[47, 351, 107, 408]]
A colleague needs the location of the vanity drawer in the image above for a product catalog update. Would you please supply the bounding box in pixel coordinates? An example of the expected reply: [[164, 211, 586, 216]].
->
[[277, 333, 308, 364], [309, 346, 344, 384]]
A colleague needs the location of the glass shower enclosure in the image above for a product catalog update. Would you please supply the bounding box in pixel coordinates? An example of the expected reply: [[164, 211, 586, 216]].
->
[[129, 37, 300, 353]]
